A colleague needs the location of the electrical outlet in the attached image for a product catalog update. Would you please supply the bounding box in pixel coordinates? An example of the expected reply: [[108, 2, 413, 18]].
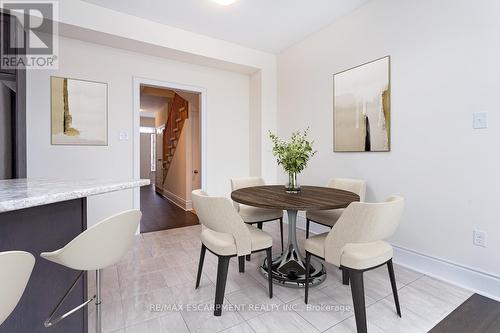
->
[[473, 230, 487, 247]]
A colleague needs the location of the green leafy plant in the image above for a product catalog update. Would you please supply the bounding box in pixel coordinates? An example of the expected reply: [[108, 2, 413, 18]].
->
[[269, 128, 317, 174]]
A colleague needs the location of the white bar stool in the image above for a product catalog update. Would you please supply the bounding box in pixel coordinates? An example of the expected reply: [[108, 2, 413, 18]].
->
[[0, 251, 35, 326], [40, 209, 141, 333]]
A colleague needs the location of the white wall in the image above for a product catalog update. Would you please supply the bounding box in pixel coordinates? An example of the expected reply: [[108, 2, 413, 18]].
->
[[139, 133, 153, 181], [140, 117, 155, 183], [27, 36, 250, 226], [57, 0, 278, 183], [278, 0, 500, 285], [249, 72, 262, 176], [190, 103, 201, 192]]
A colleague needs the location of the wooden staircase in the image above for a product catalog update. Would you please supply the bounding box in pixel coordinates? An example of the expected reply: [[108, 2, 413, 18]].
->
[[162, 93, 189, 184]]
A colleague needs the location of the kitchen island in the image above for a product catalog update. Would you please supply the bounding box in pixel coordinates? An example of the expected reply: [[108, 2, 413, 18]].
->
[[0, 179, 149, 333]]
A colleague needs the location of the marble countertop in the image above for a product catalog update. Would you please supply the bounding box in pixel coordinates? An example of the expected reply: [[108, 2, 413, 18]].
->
[[0, 178, 150, 213]]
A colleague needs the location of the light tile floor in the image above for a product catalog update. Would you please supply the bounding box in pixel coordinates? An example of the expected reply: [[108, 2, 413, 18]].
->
[[88, 223, 473, 333]]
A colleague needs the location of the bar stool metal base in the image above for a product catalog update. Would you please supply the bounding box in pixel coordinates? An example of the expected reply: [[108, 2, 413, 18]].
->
[[45, 270, 102, 333]]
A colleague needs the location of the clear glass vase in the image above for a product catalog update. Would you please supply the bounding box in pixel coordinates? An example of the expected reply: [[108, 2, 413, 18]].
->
[[285, 172, 300, 193]]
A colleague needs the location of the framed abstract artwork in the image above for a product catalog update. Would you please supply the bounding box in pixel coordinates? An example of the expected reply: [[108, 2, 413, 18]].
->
[[333, 56, 391, 152], [51, 76, 108, 145]]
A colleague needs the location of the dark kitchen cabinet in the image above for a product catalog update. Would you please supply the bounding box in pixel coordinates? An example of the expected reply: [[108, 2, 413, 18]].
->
[[0, 12, 26, 179]]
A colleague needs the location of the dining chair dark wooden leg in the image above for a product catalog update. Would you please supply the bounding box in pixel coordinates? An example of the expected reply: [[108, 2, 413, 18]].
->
[[246, 223, 253, 261], [387, 259, 402, 317], [238, 256, 245, 273], [214, 255, 230, 316], [195, 244, 206, 289], [304, 252, 311, 304], [342, 268, 350, 285], [246, 222, 260, 262], [279, 218, 284, 252], [306, 218, 310, 238], [349, 268, 367, 333], [266, 247, 273, 298]]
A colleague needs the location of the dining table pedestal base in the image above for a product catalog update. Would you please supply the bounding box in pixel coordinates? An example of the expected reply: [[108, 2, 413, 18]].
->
[[260, 209, 326, 288]]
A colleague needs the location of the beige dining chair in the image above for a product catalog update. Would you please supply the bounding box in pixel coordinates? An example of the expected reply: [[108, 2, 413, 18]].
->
[[231, 177, 284, 257], [305, 178, 367, 238], [0, 251, 35, 326], [192, 189, 273, 316], [304, 196, 404, 333]]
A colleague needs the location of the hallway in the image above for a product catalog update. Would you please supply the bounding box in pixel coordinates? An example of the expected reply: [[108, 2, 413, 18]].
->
[[140, 185, 199, 233]]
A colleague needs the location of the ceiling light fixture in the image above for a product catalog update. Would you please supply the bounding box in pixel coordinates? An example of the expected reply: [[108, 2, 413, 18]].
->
[[212, 0, 238, 6]]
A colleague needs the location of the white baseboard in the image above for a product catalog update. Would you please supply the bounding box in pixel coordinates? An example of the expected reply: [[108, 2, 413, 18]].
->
[[157, 188, 192, 211], [392, 245, 500, 301], [285, 213, 500, 301]]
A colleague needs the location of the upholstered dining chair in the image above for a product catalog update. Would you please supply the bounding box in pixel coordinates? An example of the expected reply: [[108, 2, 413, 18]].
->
[[304, 196, 404, 333], [231, 177, 284, 258], [305, 178, 367, 238], [192, 189, 273, 316]]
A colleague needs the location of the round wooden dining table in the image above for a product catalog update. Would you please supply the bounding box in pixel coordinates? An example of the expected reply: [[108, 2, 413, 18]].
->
[[231, 185, 359, 287]]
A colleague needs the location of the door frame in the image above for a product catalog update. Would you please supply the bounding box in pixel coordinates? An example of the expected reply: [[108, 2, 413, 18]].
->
[[132, 77, 207, 210]]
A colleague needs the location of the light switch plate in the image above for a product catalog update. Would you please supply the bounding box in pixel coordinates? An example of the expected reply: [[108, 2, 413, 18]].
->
[[119, 131, 129, 141], [473, 112, 488, 129], [473, 229, 487, 247]]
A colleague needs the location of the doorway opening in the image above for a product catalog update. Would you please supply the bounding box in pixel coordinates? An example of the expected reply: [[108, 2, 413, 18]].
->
[[137, 82, 203, 233]]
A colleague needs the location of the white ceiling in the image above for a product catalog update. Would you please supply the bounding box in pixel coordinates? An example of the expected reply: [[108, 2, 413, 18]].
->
[[81, 0, 370, 53]]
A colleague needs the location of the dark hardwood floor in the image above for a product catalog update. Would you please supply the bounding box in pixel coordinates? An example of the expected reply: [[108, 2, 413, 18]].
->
[[429, 294, 500, 333], [140, 185, 199, 233]]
